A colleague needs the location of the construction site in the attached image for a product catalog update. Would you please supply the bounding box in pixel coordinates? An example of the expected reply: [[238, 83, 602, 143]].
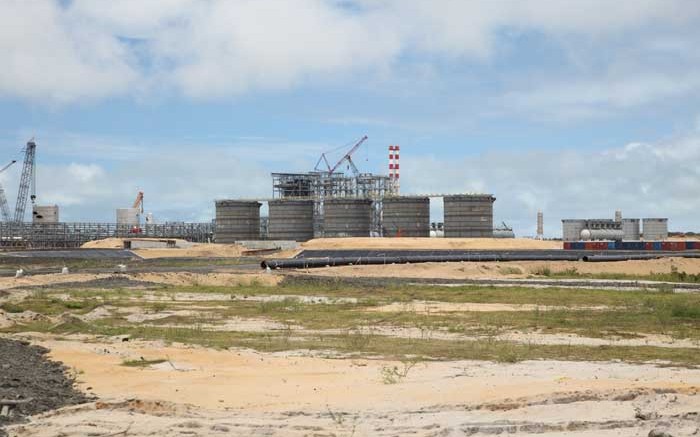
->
[[1, 136, 699, 437]]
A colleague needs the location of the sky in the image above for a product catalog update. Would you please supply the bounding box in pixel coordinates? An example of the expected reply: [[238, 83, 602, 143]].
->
[[1, 0, 699, 237]]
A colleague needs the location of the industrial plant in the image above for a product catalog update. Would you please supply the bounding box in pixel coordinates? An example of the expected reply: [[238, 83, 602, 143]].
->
[[0, 136, 689, 250], [215, 136, 497, 242]]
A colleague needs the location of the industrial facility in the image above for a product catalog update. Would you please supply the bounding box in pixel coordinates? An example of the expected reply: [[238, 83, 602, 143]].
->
[[0, 140, 213, 248], [0, 137, 689, 250], [562, 212, 669, 242], [215, 137, 498, 242]]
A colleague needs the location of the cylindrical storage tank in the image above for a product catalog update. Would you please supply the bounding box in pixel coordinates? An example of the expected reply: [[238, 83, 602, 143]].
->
[[581, 229, 624, 241], [443, 195, 495, 238], [323, 198, 372, 237], [615, 210, 622, 222], [643, 218, 668, 240], [268, 200, 314, 241], [621, 218, 640, 240], [32, 205, 59, 223], [116, 208, 140, 226], [562, 219, 586, 242], [382, 197, 430, 237], [214, 200, 261, 243]]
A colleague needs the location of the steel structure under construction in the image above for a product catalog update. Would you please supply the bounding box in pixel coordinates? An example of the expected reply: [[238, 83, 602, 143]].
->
[[0, 222, 214, 249]]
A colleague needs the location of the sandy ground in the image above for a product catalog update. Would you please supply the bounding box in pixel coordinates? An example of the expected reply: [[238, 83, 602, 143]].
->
[[81, 238, 246, 258], [5, 336, 700, 436], [133, 244, 244, 259], [366, 300, 614, 313], [299, 257, 700, 279], [302, 237, 562, 250]]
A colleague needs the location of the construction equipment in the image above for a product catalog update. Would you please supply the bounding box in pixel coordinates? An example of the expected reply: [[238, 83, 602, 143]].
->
[[130, 191, 144, 234], [14, 140, 36, 223], [133, 191, 144, 214], [0, 160, 17, 222], [314, 135, 368, 177]]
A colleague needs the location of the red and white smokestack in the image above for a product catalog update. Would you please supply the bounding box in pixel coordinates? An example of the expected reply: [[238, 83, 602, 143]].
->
[[388, 145, 400, 194]]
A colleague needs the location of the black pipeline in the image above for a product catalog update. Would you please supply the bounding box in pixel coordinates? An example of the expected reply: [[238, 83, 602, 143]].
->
[[261, 252, 700, 269], [261, 252, 582, 269]]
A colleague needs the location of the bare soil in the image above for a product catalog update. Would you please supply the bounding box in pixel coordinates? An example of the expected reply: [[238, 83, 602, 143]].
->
[[300, 257, 700, 279], [0, 338, 89, 435], [4, 336, 700, 436]]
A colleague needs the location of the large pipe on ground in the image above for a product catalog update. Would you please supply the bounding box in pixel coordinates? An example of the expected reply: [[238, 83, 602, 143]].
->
[[263, 251, 700, 269], [261, 252, 583, 269]]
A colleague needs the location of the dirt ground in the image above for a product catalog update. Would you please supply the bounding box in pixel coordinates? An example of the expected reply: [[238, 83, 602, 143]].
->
[[299, 257, 700, 279], [3, 252, 700, 436], [2, 335, 698, 436], [81, 238, 247, 258], [302, 237, 562, 250]]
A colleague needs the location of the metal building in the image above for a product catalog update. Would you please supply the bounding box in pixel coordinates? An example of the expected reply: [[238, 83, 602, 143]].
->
[[32, 205, 59, 224], [214, 200, 261, 243], [381, 196, 430, 237], [562, 219, 586, 242], [323, 198, 372, 237], [268, 200, 314, 241], [443, 195, 495, 238], [621, 218, 641, 240], [642, 218, 668, 240]]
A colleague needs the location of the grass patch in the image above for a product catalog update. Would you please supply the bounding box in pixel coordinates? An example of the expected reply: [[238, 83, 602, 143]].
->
[[122, 358, 168, 367]]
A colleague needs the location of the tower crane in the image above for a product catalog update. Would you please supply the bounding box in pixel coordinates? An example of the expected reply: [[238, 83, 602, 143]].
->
[[314, 135, 368, 177], [14, 140, 36, 223], [0, 160, 17, 222]]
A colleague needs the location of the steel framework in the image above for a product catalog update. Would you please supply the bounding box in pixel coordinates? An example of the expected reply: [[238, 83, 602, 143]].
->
[[0, 222, 214, 249]]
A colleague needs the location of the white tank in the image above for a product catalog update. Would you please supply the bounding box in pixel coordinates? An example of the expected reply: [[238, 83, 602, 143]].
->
[[116, 208, 140, 226], [580, 229, 592, 241], [581, 229, 624, 241], [145, 212, 154, 224]]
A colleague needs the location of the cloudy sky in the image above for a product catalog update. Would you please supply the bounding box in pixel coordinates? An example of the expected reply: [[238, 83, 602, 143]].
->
[[1, 0, 699, 236]]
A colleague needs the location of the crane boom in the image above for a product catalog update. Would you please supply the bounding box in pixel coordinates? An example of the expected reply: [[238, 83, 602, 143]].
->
[[0, 160, 17, 222], [14, 140, 36, 223], [329, 135, 368, 176], [133, 191, 144, 213]]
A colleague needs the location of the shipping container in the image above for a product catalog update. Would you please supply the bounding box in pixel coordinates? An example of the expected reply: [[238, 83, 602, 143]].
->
[[653, 242, 662, 251], [563, 242, 571, 250], [662, 241, 685, 251], [607, 241, 616, 250], [572, 241, 585, 250]]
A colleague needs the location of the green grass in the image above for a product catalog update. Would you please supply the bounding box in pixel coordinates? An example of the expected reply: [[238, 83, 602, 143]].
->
[[3, 279, 700, 365], [121, 358, 168, 367]]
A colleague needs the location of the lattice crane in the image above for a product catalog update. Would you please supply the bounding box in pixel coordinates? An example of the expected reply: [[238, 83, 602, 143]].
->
[[314, 135, 368, 177], [0, 160, 17, 222], [14, 140, 36, 223]]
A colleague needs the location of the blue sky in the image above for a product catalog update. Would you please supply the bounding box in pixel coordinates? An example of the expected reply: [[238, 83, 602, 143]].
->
[[1, 0, 699, 236]]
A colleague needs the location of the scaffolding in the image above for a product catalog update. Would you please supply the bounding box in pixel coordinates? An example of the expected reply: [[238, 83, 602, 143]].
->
[[271, 171, 393, 236], [0, 222, 214, 249]]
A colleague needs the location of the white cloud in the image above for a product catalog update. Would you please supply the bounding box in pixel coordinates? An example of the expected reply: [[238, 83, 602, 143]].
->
[[400, 133, 700, 236], [0, 1, 138, 103], [1, 0, 699, 107]]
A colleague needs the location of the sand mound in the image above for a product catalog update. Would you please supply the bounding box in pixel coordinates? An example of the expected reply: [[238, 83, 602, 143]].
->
[[80, 238, 126, 249], [302, 237, 561, 251], [133, 243, 243, 259]]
